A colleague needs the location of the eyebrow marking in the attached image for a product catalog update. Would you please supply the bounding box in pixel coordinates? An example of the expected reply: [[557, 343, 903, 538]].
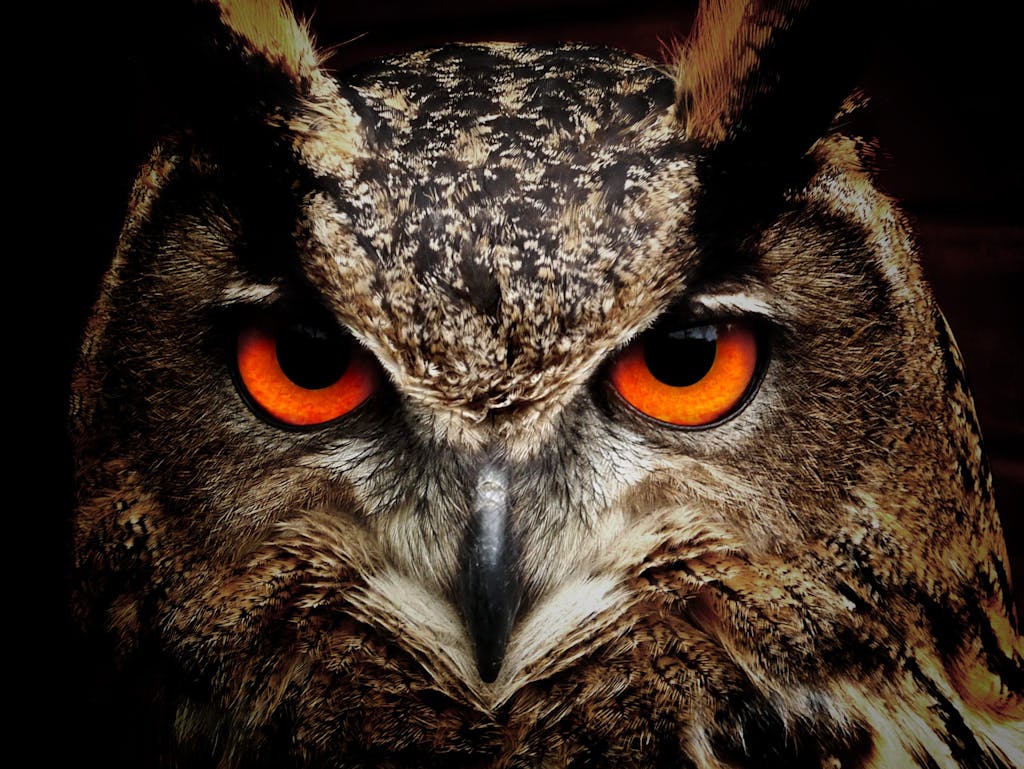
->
[[220, 282, 281, 305], [689, 291, 774, 318]]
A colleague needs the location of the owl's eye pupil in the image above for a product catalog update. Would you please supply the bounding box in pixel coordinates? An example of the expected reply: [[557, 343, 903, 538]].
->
[[643, 325, 718, 387], [276, 323, 351, 390]]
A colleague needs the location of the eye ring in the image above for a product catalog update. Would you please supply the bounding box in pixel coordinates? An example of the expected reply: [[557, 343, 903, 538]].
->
[[608, 320, 765, 428], [234, 314, 378, 428]]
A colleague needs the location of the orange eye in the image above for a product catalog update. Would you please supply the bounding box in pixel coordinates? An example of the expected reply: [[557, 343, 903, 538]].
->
[[609, 321, 760, 427], [236, 318, 377, 427]]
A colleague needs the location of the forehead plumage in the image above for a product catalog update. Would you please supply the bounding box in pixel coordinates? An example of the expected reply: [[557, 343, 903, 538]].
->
[[298, 44, 696, 424], [340, 44, 675, 166]]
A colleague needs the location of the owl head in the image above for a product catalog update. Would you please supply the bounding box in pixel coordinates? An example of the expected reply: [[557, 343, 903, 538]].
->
[[70, 0, 1022, 766]]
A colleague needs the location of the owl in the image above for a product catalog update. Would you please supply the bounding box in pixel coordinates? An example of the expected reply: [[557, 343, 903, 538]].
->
[[69, 0, 1023, 767]]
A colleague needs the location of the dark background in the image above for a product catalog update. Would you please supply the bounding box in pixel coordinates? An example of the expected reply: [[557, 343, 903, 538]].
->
[[39, 0, 1021, 739]]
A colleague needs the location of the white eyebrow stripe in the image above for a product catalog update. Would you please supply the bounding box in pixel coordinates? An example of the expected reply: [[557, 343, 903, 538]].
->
[[689, 292, 775, 317], [220, 283, 280, 304]]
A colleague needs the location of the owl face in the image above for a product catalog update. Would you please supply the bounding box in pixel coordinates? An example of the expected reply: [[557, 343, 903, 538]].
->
[[70, 2, 1022, 767]]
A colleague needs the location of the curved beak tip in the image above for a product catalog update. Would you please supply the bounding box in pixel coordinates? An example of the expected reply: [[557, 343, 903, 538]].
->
[[459, 458, 521, 684]]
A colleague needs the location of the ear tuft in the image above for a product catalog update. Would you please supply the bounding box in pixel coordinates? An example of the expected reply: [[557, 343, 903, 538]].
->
[[674, 0, 877, 162], [124, 0, 326, 138], [213, 0, 319, 87], [673, 0, 782, 143]]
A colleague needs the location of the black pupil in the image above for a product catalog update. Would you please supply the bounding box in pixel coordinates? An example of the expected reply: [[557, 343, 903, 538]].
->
[[276, 322, 351, 390], [643, 324, 718, 387]]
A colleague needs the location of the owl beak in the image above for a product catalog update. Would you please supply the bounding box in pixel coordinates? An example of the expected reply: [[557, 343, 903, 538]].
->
[[458, 459, 521, 684]]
